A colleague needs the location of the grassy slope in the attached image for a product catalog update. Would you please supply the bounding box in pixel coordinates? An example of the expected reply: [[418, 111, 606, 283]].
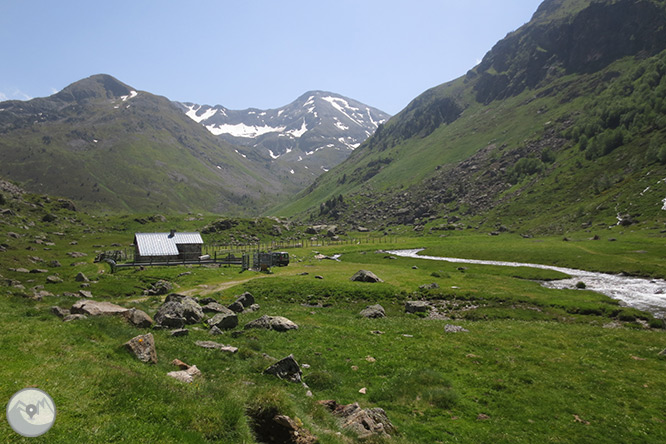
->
[[1, 196, 665, 442]]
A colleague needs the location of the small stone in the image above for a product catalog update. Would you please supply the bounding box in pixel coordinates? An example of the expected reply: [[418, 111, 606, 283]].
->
[[209, 326, 223, 336], [124, 333, 157, 364], [315, 275, 324, 280], [371, 330, 385, 335], [123, 308, 154, 328], [444, 324, 469, 333], [167, 365, 201, 383], [208, 311, 239, 330], [50, 306, 70, 318], [171, 359, 190, 370], [350, 270, 383, 283], [78, 290, 93, 299], [170, 328, 189, 337], [46, 275, 63, 284], [244, 315, 298, 332], [359, 387, 367, 394], [75, 272, 89, 282], [405, 300, 430, 313], [235, 291, 255, 308], [365, 356, 376, 363], [195, 340, 238, 353], [63, 314, 87, 322], [477, 414, 490, 421]]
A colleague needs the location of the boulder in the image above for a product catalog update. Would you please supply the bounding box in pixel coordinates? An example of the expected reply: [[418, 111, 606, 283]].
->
[[123, 308, 154, 328], [165, 294, 204, 323], [235, 291, 255, 308], [227, 301, 244, 313], [201, 302, 228, 313], [264, 354, 302, 383], [71, 300, 129, 316], [350, 270, 383, 283], [145, 279, 173, 295], [318, 400, 395, 439], [74, 272, 89, 282], [405, 300, 431, 313], [208, 310, 238, 330], [124, 333, 157, 364], [209, 326, 223, 336], [245, 315, 298, 332], [46, 275, 63, 284], [360, 304, 386, 319], [154, 301, 185, 328], [195, 341, 238, 353]]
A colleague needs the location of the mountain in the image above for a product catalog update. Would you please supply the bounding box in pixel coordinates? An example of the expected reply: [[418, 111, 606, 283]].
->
[[0, 74, 285, 214], [176, 91, 390, 186], [274, 0, 666, 234]]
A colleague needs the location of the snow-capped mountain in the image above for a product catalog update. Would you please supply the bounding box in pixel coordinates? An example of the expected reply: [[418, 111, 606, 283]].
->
[[176, 91, 390, 184]]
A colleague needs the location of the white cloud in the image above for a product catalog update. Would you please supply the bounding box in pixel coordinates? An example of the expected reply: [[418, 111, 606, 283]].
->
[[0, 92, 8, 101]]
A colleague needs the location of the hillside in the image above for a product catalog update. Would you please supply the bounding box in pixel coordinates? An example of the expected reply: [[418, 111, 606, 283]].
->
[[273, 0, 666, 234], [177, 91, 390, 187], [0, 75, 284, 214]]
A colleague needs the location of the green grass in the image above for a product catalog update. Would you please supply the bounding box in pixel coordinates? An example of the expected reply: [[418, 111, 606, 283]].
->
[[2, 208, 666, 443]]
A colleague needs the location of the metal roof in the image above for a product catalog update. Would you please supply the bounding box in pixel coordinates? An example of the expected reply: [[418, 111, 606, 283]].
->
[[134, 232, 203, 257]]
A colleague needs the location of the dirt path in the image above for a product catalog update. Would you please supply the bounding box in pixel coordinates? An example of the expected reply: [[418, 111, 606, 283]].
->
[[180, 275, 271, 296]]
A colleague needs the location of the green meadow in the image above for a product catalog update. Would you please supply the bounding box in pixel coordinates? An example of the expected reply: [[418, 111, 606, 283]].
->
[[1, 206, 665, 443]]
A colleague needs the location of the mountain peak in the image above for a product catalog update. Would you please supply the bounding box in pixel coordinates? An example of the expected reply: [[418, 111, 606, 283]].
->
[[54, 74, 133, 103]]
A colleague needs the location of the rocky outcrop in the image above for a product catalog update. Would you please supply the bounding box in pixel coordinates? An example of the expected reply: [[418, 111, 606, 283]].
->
[[154, 294, 204, 328], [245, 315, 298, 332], [405, 300, 431, 313], [71, 300, 128, 316], [122, 308, 154, 328]]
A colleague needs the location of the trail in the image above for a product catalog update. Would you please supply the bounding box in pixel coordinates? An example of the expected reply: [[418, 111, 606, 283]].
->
[[181, 275, 272, 296], [388, 249, 666, 318]]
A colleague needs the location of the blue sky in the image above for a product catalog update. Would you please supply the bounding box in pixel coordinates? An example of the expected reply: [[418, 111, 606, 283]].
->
[[1, 0, 544, 115]]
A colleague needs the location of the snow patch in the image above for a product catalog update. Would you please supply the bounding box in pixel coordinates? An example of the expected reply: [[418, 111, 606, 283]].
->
[[286, 119, 308, 138], [321, 166, 329, 172], [234, 149, 247, 159], [297, 156, 303, 162], [185, 105, 218, 123], [216, 165, 222, 169], [268, 149, 280, 159], [93, 139, 98, 143], [322, 96, 363, 127], [662, 197, 666, 211], [334, 121, 349, 131], [206, 123, 286, 138], [290, 169, 295, 174], [120, 90, 138, 102]]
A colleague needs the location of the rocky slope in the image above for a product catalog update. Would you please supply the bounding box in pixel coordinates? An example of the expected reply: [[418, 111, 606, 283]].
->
[[274, 0, 666, 234], [177, 91, 389, 186]]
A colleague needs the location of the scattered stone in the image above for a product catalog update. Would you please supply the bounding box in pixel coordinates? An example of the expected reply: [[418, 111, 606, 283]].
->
[[412, 266, 419, 269], [444, 324, 469, 333], [658, 348, 666, 356], [227, 301, 244, 313], [208, 310, 239, 330], [167, 365, 202, 383], [318, 400, 395, 439], [314, 275, 324, 280], [264, 354, 302, 383], [371, 330, 385, 335], [46, 275, 63, 284], [358, 387, 367, 394], [405, 300, 431, 313], [209, 326, 223, 336], [245, 315, 298, 332], [67, 251, 87, 258], [170, 328, 189, 337], [145, 280, 173, 296], [177, 271, 192, 277], [419, 283, 440, 290], [171, 358, 190, 370], [50, 306, 70, 319], [29, 269, 49, 274], [71, 300, 128, 316], [201, 302, 228, 313], [154, 301, 185, 328], [74, 272, 89, 282], [235, 291, 255, 308], [477, 413, 491, 421], [78, 290, 93, 298], [360, 304, 386, 318], [195, 340, 238, 353], [247, 303, 261, 312], [365, 356, 376, 363], [350, 270, 383, 283], [124, 333, 157, 364], [49, 260, 62, 268], [122, 308, 154, 328], [13, 268, 30, 273], [63, 314, 87, 322]]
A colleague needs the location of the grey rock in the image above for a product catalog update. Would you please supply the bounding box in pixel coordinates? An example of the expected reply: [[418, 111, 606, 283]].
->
[[50, 306, 70, 318], [195, 341, 238, 353], [124, 333, 157, 364], [71, 300, 129, 316], [145, 279, 173, 295], [63, 314, 87, 322], [74, 272, 89, 282], [170, 328, 189, 337], [319, 400, 395, 440], [78, 290, 93, 298], [123, 308, 154, 328], [201, 302, 228, 313], [235, 291, 255, 308], [154, 301, 185, 328], [46, 275, 63, 284], [350, 270, 383, 283], [264, 354, 302, 383], [209, 326, 223, 336], [246, 303, 260, 312], [244, 315, 298, 332], [360, 304, 386, 319], [227, 301, 244, 313], [405, 300, 431, 313], [208, 311, 239, 330], [444, 324, 469, 333], [419, 283, 440, 290], [167, 365, 201, 383]]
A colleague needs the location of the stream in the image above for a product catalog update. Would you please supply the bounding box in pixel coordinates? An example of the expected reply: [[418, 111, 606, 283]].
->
[[386, 249, 666, 318]]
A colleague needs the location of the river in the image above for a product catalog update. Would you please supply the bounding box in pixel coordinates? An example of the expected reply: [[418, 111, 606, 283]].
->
[[387, 249, 666, 318]]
